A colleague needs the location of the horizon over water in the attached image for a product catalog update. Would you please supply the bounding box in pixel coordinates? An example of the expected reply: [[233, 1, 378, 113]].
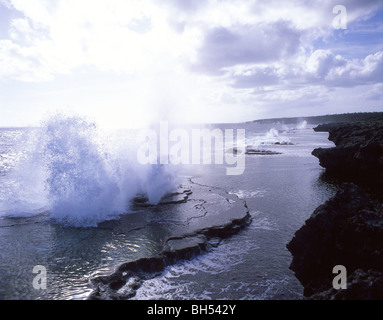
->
[[0, 113, 336, 300]]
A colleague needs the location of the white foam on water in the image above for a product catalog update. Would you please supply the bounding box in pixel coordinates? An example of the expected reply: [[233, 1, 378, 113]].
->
[[132, 226, 261, 300], [251, 213, 278, 231], [229, 189, 267, 199]]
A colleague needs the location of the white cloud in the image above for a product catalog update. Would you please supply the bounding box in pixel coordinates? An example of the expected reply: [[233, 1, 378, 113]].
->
[[304, 50, 383, 86], [0, 0, 201, 81], [305, 50, 347, 79], [226, 49, 383, 91], [359, 83, 383, 100], [0, 39, 54, 81]]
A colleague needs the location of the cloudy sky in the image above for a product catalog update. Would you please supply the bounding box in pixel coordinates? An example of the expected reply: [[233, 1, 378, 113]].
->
[[0, 0, 382, 128]]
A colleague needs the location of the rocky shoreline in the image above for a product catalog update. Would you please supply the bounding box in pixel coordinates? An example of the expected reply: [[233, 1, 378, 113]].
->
[[88, 178, 251, 300], [312, 121, 383, 187], [287, 119, 383, 300]]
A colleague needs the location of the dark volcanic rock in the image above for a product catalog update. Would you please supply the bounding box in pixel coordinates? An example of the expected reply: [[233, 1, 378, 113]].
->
[[245, 149, 282, 155], [288, 118, 383, 299], [229, 147, 282, 155], [132, 188, 192, 207], [312, 121, 383, 186], [287, 184, 383, 299], [308, 269, 383, 300], [89, 235, 209, 300]]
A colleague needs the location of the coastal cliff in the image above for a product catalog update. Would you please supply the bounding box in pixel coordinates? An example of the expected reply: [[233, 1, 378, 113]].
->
[[287, 119, 383, 299], [312, 121, 383, 186]]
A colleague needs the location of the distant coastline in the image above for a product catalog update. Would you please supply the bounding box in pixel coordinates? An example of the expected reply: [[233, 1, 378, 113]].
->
[[249, 111, 383, 125]]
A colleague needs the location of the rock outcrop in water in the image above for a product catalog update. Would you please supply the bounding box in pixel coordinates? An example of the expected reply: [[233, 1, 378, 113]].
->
[[287, 119, 383, 300], [228, 147, 282, 155]]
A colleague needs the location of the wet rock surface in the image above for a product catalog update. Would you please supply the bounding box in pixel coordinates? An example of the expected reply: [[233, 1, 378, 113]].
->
[[89, 178, 251, 300]]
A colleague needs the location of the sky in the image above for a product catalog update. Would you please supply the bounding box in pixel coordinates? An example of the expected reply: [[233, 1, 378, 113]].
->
[[0, 0, 382, 128]]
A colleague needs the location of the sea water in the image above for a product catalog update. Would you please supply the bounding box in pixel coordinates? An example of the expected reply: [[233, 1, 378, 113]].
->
[[133, 122, 338, 300], [0, 115, 336, 300]]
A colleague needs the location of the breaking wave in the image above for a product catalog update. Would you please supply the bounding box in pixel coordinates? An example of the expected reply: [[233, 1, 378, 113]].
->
[[247, 128, 292, 147], [0, 114, 178, 227]]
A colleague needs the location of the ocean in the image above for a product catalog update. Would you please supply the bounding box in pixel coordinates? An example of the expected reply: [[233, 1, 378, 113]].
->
[[0, 116, 336, 300]]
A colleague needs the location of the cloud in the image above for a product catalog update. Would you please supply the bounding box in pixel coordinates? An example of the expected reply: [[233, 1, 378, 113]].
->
[[225, 49, 383, 92], [164, 0, 207, 13], [0, 39, 55, 81], [305, 50, 347, 79], [0, 0, 199, 81], [304, 50, 383, 87], [127, 15, 153, 34], [193, 20, 303, 75], [359, 83, 383, 100], [230, 66, 282, 88]]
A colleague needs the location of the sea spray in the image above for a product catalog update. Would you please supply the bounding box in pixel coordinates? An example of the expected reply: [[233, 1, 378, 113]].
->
[[0, 114, 178, 227], [0, 128, 49, 216], [247, 128, 291, 147], [297, 120, 308, 130], [40, 115, 123, 226]]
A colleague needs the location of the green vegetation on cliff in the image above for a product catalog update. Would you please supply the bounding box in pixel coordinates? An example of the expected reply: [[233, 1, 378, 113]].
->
[[251, 112, 383, 125]]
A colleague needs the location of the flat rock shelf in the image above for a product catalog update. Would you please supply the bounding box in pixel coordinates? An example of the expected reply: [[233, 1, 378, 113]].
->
[[89, 177, 251, 300]]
